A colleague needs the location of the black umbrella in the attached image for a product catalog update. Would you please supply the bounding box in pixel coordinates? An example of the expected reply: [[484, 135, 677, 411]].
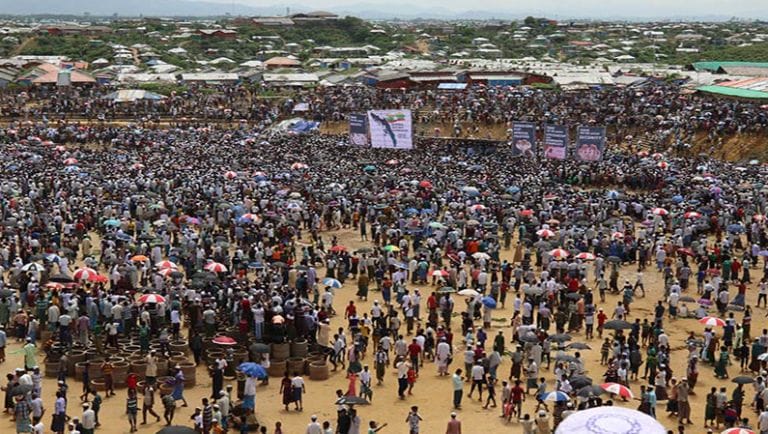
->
[[11, 384, 33, 396], [0, 288, 15, 298], [555, 354, 577, 363], [169, 271, 184, 279], [732, 376, 755, 385], [48, 274, 74, 283], [335, 396, 370, 406], [679, 295, 697, 303], [569, 375, 593, 389], [156, 427, 197, 434], [576, 384, 604, 397], [566, 342, 591, 350], [603, 320, 632, 330], [547, 334, 572, 343], [565, 293, 582, 301], [606, 256, 621, 263], [519, 332, 539, 343], [437, 286, 456, 294]]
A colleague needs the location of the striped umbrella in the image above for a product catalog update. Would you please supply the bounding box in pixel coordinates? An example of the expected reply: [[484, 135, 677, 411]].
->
[[684, 211, 702, 219], [549, 248, 570, 260], [536, 229, 555, 238], [575, 252, 596, 261], [73, 267, 99, 281], [322, 278, 342, 289], [540, 391, 570, 402], [137, 294, 166, 304], [651, 207, 668, 216], [699, 316, 726, 327], [720, 428, 754, 434], [223, 171, 238, 180], [600, 382, 634, 399], [63, 158, 78, 165], [204, 262, 228, 273], [155, 261, 178, 270]]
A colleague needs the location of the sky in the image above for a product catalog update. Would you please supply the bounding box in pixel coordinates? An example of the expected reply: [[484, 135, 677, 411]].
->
[[209, 0, 768, 19]]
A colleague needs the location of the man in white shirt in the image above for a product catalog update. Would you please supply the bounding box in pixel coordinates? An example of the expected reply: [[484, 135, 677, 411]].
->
[[758, 408, 768, 434], [306, 415, 322, 434], [81, 402, 96, 434]]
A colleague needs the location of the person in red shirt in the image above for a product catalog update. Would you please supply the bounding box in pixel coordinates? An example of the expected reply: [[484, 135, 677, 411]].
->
[[345, 301, 357, 320], [408, 339, 422, 372], [597, 308, 608, 338], [510, 379, 525, 418]]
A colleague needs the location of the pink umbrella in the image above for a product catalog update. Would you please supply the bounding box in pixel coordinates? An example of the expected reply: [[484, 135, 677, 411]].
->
[[212, 336, 237, 346], [223, 171, 238, 180], [699, 316, 726, 327], [204, 262, 228, 273], [63, 158, 78, 165], [600, 382, 634, 399], [684, 212, 702, 219]]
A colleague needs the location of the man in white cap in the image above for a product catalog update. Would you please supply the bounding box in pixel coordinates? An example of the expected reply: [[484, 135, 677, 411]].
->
[[445, 412, 461, 434], [306, 415, 322, 434]]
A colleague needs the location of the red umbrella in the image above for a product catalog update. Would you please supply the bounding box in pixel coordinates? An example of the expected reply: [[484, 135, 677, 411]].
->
[[699, 316, 726, 327], [520, 209, 534, 217], [419, 180, 432, 189], [678, 248, 695, 257], [329, 245, 347, 253], [651, 207, 668, 216], [204, 262, 228, 273], [549, 249, 570, 260], [575, 252, 596, 261], [212, 336, 237, 346], [155, 261, 178, 270], [683, 212, 702, 219], [536, 229, 555, 238], [73, 267, 98, 281]]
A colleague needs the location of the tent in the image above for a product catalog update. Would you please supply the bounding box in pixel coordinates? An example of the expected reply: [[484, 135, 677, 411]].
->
[[104, 89, 166, 103]]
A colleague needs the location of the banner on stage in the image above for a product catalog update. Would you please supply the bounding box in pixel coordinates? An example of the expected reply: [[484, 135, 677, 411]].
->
[[510, 121, 536, 157], [348, 113, 369, 146], [367, 109, 413, 149], [543, 124, 568, 160], [575, 126, 606, 162]]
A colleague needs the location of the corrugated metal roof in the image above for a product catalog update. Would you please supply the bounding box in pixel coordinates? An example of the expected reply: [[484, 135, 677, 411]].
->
[[692, 61, 768, 72], [697, 85, 768, 99]]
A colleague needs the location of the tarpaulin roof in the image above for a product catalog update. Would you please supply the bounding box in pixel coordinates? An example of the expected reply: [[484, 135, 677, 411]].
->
[[697, 84, 768, 99]]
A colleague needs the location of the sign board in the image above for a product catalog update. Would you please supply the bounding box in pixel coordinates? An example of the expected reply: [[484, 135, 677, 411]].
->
[[367, 110, 413, 149], [543, 124, 569, 160], [575, 126, 606, 162], [510, 122, 536, 157], [348, 113, 369, 146]]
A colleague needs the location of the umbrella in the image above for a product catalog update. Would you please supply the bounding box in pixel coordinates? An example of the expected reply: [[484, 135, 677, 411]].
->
[[536, 229, 555, 238], [73, 267, 99, 281], [651, 207, 668, 216], [565, 293, 582, 301], [519, 332, 539, 343], [523, 286, 544, 296], [576, 385, 604, 397], [432, 270, 449, 277], [547, 333, 572, 343], [10, 384, 33, 396], [567, 342, 591, 350], [212, 336, 237, 346], [721, 428, 755, 434], [679, 295, 697, 303], [472, 252, 490, 260], [683, 211, 702, 219], [603, 320, 632, 330], [237, 362, 267, 378], [458, 289, 479, 297], [250, 343, 270, 354], [569, 376, 593, 389], [540, 391, 570, 402], [0, 288, 14, 298], [732, 376, 755, 385], [699, 316, 726, 327], [204, 262, 228, 273], [383, 245, 400, 252], [728, 224, 745, 234], [555, 406, 666, 434], [329, 245, 347, 253], [131, 255, 149, 262], [429, 222, 446, 229], [600, 382, 634, 399], [322, 278, 342, 289], [138, 294, 166, 304], [335, 396, 370, 406], [155, 427, 198, 434], [156, 261, 178, 270], [575, 252, 595, 261], [103, 219, 121, 227], [555, 354, 577, 363], [437, 286, 456, 294], [481, 296, 497, 309], [48, 273, 74, 283], [21, 262, 45, 272], [549, 248, 570, 260]]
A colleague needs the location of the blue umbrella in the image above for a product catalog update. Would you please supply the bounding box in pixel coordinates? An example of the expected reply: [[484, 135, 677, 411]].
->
[[606, 190, 619, 199], [404, 208, 418, 216], [238, 362, 267, 379], [248, 262, 264, 269], [322, 277, 342, 288], [540, 391, 570, 402], [727, 224, 745, 234], [363, 165, 376, 172], [506, 186, 521, 194], [672, 195, 684, 203], [103, 219, 121, 227], [481, 296, 497, 309]]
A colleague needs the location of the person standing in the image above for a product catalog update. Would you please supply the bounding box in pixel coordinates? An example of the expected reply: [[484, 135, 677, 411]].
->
[[80, 403, 95, 434], [452, 369, 463, 409], [14, 395, 32, 434], [161, 389, 175, 426], [125, 389, 138, 433], [141, 384, 161, 424], [306, 415, 322, 434], [396, 358, 410, 399], [291, 372, 306, 411], [676, 378, 692, 425], [445, 412, 461, 434], [405, 405, 423, 434], [100, 360, 115, 397]]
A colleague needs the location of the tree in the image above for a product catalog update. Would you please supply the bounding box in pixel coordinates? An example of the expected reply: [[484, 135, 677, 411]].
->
[[524, 16, 537, 27]]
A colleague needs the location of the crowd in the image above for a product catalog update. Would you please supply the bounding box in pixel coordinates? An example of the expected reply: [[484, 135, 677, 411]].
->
[[0, 94, 764, 434]]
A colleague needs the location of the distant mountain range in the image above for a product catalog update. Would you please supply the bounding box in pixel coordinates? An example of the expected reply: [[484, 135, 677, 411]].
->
[[0, 0, 762, 20]]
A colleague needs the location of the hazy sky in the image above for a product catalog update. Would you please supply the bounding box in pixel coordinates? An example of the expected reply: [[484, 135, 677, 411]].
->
[[209, 0, 768, 18]]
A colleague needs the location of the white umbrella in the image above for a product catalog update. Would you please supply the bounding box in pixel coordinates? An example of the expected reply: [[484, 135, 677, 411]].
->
[[458, 289, 480, 297], [554, 406, 666, 434]]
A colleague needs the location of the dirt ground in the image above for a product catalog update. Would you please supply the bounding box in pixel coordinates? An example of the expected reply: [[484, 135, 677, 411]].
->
[[0, 227, 759, 433]]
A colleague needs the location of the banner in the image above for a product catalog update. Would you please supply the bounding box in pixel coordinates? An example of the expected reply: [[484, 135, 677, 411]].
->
[[543, 124, 568, 160], [575, 126, 606, 162], [367, 109, 413, 149], [348, 113, 369, 146], [510, 121, 536, 157]]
